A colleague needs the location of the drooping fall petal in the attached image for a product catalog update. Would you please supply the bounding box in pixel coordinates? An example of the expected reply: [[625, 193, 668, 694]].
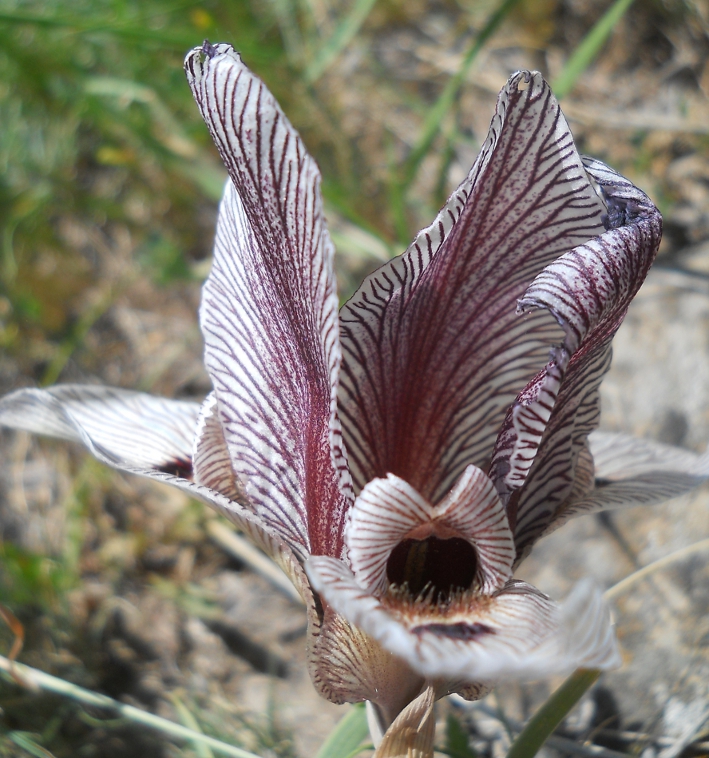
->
[[309, 606, 423, 716], [0, 385, 307, 582], [0, 385, 198, 475], [491, 158, 662, 556], [545, 431, 709, 531], [338, 71, 607, 505], [307, 556, 619, 682], [185, 43, 352, 556]]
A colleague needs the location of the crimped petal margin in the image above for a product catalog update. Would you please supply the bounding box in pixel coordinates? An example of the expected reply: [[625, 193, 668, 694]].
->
[[185, 43, 351, 556], [192, 392, 245, 503], [307, 557, 620, 682], [373, 685, 436, 758], [339, 70, 606, 506]]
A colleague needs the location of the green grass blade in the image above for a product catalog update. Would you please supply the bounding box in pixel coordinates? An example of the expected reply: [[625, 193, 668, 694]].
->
[[0, 10, 200, 48], [401, 0, 521, 191], [315, 703, 369, 758], [446, 713, 478, 758], [169, 694, 215, 758], [505, 668, 600, 758], [552, 0, 637, 99], [9, 732, 57, 758], [0, 654, 262, 758], [304, 0, 378, 84]]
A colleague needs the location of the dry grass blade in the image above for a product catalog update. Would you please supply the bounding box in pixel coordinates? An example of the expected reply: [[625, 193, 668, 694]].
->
[[604, 537, 709, 600], [206, 520, 305, 605], [0, 603, 36, 692]]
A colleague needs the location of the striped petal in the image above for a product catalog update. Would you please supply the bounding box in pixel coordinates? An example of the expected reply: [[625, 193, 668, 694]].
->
[[307, 557, 620, 682], [192, 392, 245, 503], [0, 384, 312, 575], [346, 467, 513, 596], [545, 432, 709, 532], [185, 43, 352, 556], [339, 70, 606, 508], [0, 385, 198, 475], [493, 159, 662, 555]]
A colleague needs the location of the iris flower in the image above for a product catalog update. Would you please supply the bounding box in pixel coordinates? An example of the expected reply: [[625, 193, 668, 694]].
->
[[2, 42, 707, 757]]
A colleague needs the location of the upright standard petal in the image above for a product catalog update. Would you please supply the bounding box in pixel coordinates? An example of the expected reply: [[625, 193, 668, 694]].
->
[[185, 43, 352, 556], [492, 158, 662, 556], [339, 70, 606, 505]]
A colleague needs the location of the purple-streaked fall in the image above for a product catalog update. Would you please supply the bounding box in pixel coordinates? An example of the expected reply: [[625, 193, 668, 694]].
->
[[2, 40, 708, 758]]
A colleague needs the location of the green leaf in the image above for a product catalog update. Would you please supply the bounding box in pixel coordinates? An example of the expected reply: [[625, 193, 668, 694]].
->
[[552, 0, 637, 99], [315, 703, 369, 758], [505, 668, 600, 758], [446, 713, 477, 758]]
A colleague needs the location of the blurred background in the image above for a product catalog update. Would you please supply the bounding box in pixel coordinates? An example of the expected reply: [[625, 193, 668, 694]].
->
[[2, 0, 709, 756]]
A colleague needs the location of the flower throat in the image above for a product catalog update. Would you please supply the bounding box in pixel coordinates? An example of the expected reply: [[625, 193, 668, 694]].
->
[[386, 536, 477, 600]]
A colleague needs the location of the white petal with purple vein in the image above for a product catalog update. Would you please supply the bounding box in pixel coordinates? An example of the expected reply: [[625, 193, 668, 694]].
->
[[307, 557, 620, 682], [185, 44, 351, 556], [339, 70, 606, 508], [0, 385, 198, 473], [0, 383, 310, 570]]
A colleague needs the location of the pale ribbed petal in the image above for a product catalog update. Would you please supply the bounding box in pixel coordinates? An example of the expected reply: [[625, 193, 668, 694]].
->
[[307, 557, 620, 682], [345, 468, 513, 595], [185, 43, 352, 556], [590, 430, 709, 479], [192, 392, 245, 503], [544, 432, 709, 533], [339, 70, 606, 506], [373, 685, 436, 758], [309, 607, 423, 719], [491, 158, 662, 554], [0, 385, 198, 475]]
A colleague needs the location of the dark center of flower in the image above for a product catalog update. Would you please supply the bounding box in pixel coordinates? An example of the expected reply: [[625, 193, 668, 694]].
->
[[385, 536, 477, 600]]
